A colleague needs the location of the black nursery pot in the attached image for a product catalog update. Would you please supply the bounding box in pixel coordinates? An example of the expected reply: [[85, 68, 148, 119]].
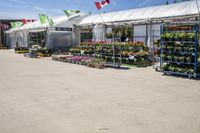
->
[[175, 38, 180, 41], [164, 38, 169, 41], [172, 38, 176, 41]]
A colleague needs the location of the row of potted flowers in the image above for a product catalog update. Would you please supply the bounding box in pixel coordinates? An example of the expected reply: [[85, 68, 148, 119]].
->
[[70, 47, 148, 57], [161, 54, 200, 63], [161, 32, 195, 41], [52, 55, 105, 69], [80, 41, 146, 48], [162, 64, 196, 75], [164, 25, 194, 31], [162, 46, 196, 53]]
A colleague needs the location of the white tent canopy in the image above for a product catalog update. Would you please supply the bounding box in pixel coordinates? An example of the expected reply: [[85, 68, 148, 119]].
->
[[5, 13, 88, 49], [79, 0, 199, 26], [6, 13, 87, 32]]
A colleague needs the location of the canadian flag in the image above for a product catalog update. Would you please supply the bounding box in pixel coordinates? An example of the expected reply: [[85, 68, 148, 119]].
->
[[95, 0, 110, 10], [21, 19, 35, 24]]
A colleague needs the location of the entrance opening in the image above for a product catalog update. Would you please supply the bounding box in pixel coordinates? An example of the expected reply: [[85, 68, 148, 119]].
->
[[29, 31, 46, 48]]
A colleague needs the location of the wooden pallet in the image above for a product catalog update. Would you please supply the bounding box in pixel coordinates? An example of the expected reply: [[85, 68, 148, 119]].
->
[[37, 52, 52, 57], [15, 50, 29, 54]]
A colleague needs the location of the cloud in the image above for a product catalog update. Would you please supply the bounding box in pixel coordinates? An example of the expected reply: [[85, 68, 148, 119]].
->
[[10, 0, 26, 4], [33, 6, 46, 11]]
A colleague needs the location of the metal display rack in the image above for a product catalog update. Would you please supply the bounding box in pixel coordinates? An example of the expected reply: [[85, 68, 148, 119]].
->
[[76, 43, 122, 68], [152, 29, 161, 70], [100, 44, 122, 68], [160, 23, 200, 79]]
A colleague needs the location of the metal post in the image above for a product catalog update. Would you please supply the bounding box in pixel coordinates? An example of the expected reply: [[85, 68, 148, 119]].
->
[[194, 25, 198, 78], [195, 0, 200, 28], [160, 24, 163, 71]]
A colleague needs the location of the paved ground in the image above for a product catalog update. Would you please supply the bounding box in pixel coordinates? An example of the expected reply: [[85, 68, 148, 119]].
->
[[0, 50, 200, 133]]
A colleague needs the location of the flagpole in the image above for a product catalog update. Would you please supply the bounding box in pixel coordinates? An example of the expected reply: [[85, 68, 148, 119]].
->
[[97, 9, 105, 24], [94, 0, 108, 42]]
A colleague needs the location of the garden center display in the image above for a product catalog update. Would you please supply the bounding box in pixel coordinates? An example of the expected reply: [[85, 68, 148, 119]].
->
[[69, 41, 151, 67], [160, 23, 200, 79]]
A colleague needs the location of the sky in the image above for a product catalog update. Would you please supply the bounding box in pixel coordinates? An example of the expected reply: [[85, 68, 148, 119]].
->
[[0, 0, 185, 20]]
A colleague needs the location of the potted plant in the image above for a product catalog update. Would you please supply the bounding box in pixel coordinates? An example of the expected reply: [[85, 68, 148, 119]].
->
[[174, 47, 182, 52], [186, 56, 192, 63], [174, 56, 179, 62], [174, 67, 179, 73], [188, 33, 195, 41], [105, 33, 113, 39], [167, 46, 173, 52], [178, 33, 185, 41], [167, 55, 173, 61], [183, 47, 189, 52], [178, 68, 186, 73], [170, 66, 176, 72], [161, 54, 166, 61], [162, 45, 167, 52], [163, 64, 169, 71], [187, 69, 194, 75], [189, 48, 195, 53], [179, 56, 185, 62]]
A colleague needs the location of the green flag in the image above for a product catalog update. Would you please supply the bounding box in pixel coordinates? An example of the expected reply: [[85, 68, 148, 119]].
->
[[47, 16, 54, 26], [39, 14, 48, 24], [16, 21, 23, 27], [39, 14, 54, 25], [10, 21, 23, 28], [10, 22, 16, 28], [64, 10, 80, 17]]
